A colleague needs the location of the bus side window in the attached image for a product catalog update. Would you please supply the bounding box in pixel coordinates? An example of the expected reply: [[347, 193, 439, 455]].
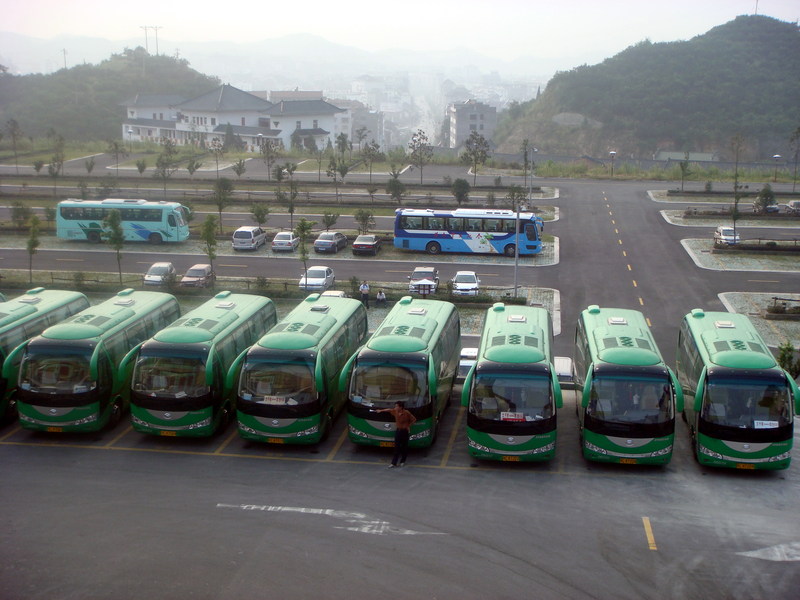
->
[[168, 214, 176, 227]]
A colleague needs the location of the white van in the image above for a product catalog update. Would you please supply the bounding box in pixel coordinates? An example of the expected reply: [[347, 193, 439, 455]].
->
[[232, 226, 267, 251]]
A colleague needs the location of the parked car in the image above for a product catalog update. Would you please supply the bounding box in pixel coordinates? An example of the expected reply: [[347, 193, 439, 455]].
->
[[232, 226, 267, 251], [457, 347, 478, 383], [786, 200, 800, 214], [351, 234, 382, 256], [408, 266, 439, 294], [451, 270, 481, 296], [713, 225, 741, 246], [271, 231, 300, 252], [143, 262, 176, 286], [180, 264, 216, 288], [554, 356, 575, 389], [299, 266, 335, 292], [314, 231, 348, 254]]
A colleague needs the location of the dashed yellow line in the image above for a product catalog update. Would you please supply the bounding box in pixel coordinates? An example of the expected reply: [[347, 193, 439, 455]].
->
[[642, 517, 658, 550]]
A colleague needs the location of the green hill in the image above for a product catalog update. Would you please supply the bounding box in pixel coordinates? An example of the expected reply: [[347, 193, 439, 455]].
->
[[0, 47, 220, 142], [495, 15, 800, 159]]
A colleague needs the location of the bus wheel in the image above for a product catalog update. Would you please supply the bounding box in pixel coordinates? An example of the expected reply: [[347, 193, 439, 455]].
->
[[504, 244, 516, 257], [426, 242, 441, 255], [148, 233, 163, 245], [87, 231, 101, 244]]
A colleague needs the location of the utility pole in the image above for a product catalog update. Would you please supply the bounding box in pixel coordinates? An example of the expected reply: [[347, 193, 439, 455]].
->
[[140, 25, 150, 53], [151, 26, 162, 55], [62, 48, 67, 70]]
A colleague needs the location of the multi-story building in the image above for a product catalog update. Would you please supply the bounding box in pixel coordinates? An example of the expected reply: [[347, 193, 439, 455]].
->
[[446, 99, 497, 149]]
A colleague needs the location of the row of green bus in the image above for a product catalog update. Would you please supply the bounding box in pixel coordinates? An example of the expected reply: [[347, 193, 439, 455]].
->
[[0, 289, 797, 470]]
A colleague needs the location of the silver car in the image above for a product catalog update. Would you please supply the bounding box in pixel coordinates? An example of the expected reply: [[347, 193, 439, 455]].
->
[[299, 266, 335, 292]]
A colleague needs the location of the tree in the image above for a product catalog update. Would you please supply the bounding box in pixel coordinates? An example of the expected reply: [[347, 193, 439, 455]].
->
[[209, 137, 225, 179], [753, 184, 776, 213], [504, 185, 527, 211], [186, 158, 203, 178], [294, 217, 316, 284], [6, 119, 23, 175], [136, 159, 147, 176], [260, 139, 281, 182], [461, 131, 491, 185], [451, 178, 470, 206], [354, 126, 370, 153], [367, 185, 378, 204], [321, 212, 339, 231], [107, 139, 127, 178], [48, 137, 65, 198], [232, 158, 247, 178], [335, 133, 349, 159], [326, 157, 342, 203], [26, 215, 40, 284], [273, 164, 285, 192], [283, 162, 297, 181], [386, 165, 406, 205], [362, 139, 383, 184], [33, 160, 44, 175], [212, 177, 234, 234], [521, 138, 530, 190], [200, 215, 218, 272], [408, 129, 433, 185], [153, 137, 179, 200], [679, 151, 691, 192], [777, 341, 800, 378], [314, 148, 327, 182], [730, 134, 745, 238], [84, 156, 95, 175], [103, 209, 125, 285], [790, 126, 800, 193], [250, 204, 270, 228], [11, 201, 32, 229], [353, 209, 375, 235]]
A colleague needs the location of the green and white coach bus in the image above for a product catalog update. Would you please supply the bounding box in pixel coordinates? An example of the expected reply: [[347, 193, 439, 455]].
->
[[574, 306, 683, 465], [9, 289, 180, 432], [127, 292, 277, 437], [340, 296, 460, 448], [0, 288, 90, 420], [230, 293, 368, 444], [676, 309, 799, 470], [461, 303, 563, 462]]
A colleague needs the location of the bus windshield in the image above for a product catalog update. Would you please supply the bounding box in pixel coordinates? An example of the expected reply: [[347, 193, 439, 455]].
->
[[351, 361, 427, 409], [469, 372, 552, 422], [703, 376, 792, 429], [20, 346, 94, 394], [133, 353, 208, 398], [240, 359, 316, 406], [587, 375, 673, 424]]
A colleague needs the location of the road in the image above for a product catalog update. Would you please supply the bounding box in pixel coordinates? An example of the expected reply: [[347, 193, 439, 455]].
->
[[1, 178, 800, 599]]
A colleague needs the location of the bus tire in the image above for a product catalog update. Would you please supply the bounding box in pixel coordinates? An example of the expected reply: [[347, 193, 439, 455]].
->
[[504, 244, 516, 257], [87, 231, 101, 244], [426, 242, 441, 255], [148, 233, 163, 245]]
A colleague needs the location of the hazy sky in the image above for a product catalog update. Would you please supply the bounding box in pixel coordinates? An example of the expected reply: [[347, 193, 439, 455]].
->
[[4, 0, 799, 64]]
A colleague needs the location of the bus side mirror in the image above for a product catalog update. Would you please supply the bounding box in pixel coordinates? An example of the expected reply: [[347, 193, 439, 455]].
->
[[550, 365, 563, 409], [786, 371, 800, 415], [581, 364, 594, 408], [2, 342, 29, 382], [461, 366, 476, 407], [668, 367, 684, 413], [225, 349, 249, 397], [338, 351, 360, 393], [118, 343, 143, 388], [693, 369, 706, 412]]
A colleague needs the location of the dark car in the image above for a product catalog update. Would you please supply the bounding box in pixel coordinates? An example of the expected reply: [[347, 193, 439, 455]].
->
[[352, 234, 382, 256], [314, 231, 348, 253], [180, 264, 216, 288]]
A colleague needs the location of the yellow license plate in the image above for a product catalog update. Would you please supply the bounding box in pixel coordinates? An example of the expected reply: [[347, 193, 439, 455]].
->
[[620, 458, 638, 464], [380, 441, 395, 448], [46, 427, 63, 433], [159, 430, 177, 437], [502, 456, 520, 462], [267, 438, 284, 444], [736, 463, 755, 470]]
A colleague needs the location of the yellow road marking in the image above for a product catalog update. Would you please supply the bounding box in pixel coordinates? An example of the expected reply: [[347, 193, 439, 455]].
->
[[642, 517, 658, 550], [214, 428, 240, 454], [440, 406, 465, 467], [325, 428, 349, 461]]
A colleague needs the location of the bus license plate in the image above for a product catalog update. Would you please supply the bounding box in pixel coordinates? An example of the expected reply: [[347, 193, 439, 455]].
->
[[736, 463, 755, 470], [620, 458, 637, 464], [46, 427, 63, 433], [160, 430, 176, 437], [380, 441, 394, 448], [267, 438, 284, 444], [502, 456, 520, 462]]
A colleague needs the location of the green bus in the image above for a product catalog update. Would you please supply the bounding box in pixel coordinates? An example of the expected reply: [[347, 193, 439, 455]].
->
[[230, 293, 368, 444], [340, 296, 461, 448], [9, 289, 180, 432], [676, 309, 800, 470], [0, 288, 90, 421], [126, 292, 277, 437], [574, 305, 683, 465], [461, 303, 563, 462]]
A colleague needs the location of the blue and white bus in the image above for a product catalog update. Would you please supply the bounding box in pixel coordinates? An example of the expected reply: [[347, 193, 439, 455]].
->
[[393, 208, 544, 256], [56, 198, 190, 244]]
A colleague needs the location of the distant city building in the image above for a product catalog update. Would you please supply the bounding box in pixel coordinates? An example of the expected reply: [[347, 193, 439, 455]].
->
[[447, 99, 497, 149], [121, 84, 350, 153]]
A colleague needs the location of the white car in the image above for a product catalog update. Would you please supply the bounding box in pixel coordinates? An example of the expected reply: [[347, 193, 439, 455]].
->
[[713, 225, 740, 246], [457, 347, 478, 383], [299, 266, 335, 292], [451, 271, 481, 296], [232, 226, 267, 251], [408, 266, 439, 294], [143, 262, 176, 286]]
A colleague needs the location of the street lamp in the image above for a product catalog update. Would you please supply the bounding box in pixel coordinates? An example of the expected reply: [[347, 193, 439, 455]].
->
[[772, 154, 781, 182], [609, 151, 617, 177], [127, 128, 133, 152]]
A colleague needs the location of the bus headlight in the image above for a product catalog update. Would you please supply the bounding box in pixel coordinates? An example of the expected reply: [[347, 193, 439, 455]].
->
[[698, 445, 723, 460], [468, 440, 492, 453], [348, 425, 369, 438], [767, 451, 791, 462], [73, 414, 98, 425], [584, 441, 608, 455], [409, 429, 431, 441], [238, 423, 257, 435], [650, 445, 673, 457], [296, 425, 319, 437], [187, 417, 211, 430]]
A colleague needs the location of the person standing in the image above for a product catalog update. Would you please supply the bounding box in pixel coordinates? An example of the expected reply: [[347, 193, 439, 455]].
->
[[377, 401, 417, 468], [359, 281, 370, 308]]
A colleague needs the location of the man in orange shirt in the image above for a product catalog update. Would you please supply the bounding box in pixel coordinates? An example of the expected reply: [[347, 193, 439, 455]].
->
[[378, 401, 417, 468]]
